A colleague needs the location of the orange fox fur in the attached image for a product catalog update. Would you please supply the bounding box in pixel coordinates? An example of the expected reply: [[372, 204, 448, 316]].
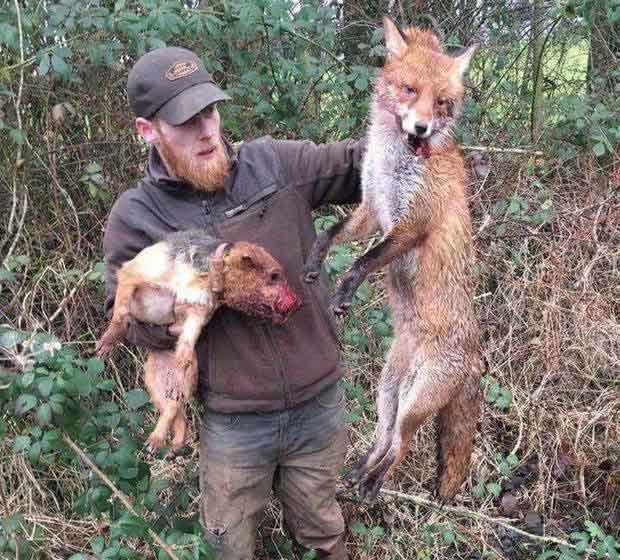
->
[[304, 17, 483, 500]]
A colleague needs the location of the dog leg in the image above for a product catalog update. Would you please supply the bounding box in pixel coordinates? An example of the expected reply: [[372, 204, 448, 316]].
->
[[144, 351, 182, 453], [96, 270, 140, 356], [168, 305, 211, 401], [170, 410, 188, 455]]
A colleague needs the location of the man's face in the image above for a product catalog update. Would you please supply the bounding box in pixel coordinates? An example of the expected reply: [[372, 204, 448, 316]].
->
[[136, 104, 230, 191]]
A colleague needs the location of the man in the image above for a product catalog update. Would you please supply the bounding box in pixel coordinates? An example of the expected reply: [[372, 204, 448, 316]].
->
[[103, 47, 364, 560]]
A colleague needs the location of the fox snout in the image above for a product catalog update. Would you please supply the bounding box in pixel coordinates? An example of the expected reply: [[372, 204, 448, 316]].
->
[[401, 111, 433, 138]]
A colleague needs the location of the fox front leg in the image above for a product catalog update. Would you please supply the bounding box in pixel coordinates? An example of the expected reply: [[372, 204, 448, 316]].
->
[[332, 228, 421, 315], [304, 202, 379, 284]]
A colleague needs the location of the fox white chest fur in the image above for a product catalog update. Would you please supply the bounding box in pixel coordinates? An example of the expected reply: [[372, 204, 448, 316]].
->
[[362, 115, 426, 235]]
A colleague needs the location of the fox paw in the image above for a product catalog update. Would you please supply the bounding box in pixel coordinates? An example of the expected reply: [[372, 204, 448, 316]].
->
[[302, 256, 323, 283], [358, 473, 386, 501], [331, 291, 353, 316]]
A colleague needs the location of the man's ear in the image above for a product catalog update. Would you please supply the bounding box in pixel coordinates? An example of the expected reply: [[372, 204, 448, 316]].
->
[[135, 117, 159, 144]]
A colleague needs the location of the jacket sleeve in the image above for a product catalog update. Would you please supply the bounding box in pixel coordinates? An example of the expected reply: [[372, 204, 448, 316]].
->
[[103, 194, 177, 351], [272, 136, 366, 209]]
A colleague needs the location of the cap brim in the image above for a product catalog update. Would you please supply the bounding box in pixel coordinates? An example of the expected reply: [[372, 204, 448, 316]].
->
[[155, 82, 231, 125]]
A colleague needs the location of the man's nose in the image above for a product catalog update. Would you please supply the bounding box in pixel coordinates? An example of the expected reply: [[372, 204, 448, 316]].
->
[[199, 115, 217, 139]]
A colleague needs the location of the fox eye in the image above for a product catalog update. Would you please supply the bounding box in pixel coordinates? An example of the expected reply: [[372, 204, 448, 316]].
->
[[270, 271, 281, 282], [403, 85, 417, 96], [437, 97, 448, 106]]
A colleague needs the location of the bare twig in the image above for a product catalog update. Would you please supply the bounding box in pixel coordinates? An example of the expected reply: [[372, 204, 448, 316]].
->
[[377, 488, 600, 556], [46, 266, 94, 326], [461, 145, 544, 156], [62, 434, 182, 560]]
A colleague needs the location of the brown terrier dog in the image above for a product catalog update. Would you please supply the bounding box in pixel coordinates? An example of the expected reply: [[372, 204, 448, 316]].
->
[[304, 18, 483, 500], [97, 230, 300, 454]]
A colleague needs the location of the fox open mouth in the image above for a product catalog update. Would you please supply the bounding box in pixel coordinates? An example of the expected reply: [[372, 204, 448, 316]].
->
[[406, 134, 432, 159]]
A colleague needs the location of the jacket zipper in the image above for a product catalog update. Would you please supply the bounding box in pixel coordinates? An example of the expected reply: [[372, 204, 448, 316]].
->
[[263, 324, 292, 408], [200, 194, 290, 407], [201, 198, 219, 236]]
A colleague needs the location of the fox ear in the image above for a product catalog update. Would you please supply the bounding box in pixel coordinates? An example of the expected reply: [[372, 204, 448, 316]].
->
[[383, 17, 408, 58], [454, 44, 477, 78]]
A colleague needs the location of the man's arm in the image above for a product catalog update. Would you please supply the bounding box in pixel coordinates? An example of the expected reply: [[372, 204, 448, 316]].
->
[[103, 195, 177, 351], [272, 137, 366, 209]]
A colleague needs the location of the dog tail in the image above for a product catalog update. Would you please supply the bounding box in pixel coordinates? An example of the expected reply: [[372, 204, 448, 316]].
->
[[436, 368, 482, 500]]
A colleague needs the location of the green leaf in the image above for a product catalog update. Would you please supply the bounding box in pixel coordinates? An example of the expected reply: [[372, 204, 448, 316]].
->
[[36, 403, 53, 426], [28, 441, 42, 463], [506, 453, 519, 466], [38, 377, 54, 398], [113, 512, 148, 538], [13, 435, 31, 452], [91, 536, 105, 554], [9, 128, 26, 145], [86, 357, 105, 376], [125, 389, 150, 410], [38, 53, 51, 75], [350, 521, 368, 534], [593, 142, 606, 157], [442, 529, 456, 545], [486, 482, 502, 497], [21, 371, 35, 387], [15, 393, 37, 415], [495, 389, 513, 410], [370, 526, 385, 538], [51, 54, 69, 75], [536, 551, 560, 560]]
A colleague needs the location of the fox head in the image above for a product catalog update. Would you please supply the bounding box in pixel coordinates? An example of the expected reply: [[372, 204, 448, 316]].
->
[[375, 17, 476, 157]]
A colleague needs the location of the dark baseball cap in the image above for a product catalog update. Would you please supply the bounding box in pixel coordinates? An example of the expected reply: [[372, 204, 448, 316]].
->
[[127, 47, 231, 125]]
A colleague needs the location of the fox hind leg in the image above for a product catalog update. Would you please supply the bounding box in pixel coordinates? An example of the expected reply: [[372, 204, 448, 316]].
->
[[345, 340, 409, 487], [358, 360, 461, 500]]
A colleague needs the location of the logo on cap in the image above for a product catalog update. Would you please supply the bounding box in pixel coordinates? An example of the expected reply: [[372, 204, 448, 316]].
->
[[165, 60, 199, 81]]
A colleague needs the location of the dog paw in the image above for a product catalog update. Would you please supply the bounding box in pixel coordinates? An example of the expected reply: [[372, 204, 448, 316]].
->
[[95, 337, 114, 358], [145, 433, 165, 455]]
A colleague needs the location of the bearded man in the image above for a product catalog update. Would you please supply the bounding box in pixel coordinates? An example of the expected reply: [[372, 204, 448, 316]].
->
[[102, 47, 363, 560]]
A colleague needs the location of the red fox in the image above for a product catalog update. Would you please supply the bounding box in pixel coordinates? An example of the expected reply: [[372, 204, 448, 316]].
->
[[304, 17, 483, 500]]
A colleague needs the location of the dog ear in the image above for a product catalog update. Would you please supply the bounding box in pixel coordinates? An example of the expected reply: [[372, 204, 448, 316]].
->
[[241, 253, 261, 271], [383, 17, 408, 58]]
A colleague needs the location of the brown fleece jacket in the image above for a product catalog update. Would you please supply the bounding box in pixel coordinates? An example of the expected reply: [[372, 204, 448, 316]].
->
[[103, 135, 364, 413]]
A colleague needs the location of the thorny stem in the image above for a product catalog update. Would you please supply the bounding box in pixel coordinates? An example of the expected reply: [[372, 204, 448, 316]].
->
[[63, 434, 182, 560]]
